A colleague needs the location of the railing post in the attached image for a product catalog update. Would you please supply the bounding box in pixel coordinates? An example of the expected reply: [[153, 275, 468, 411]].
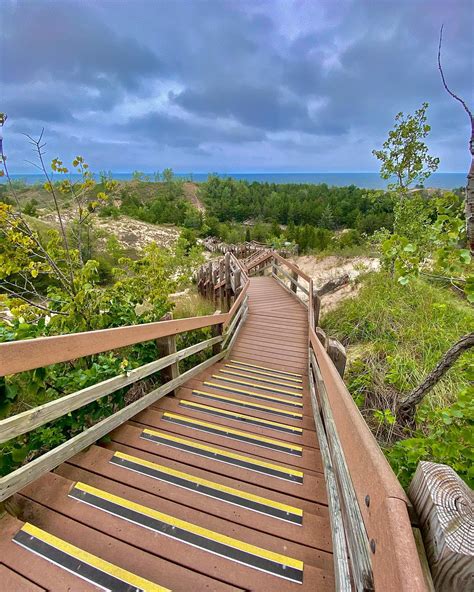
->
[[207, 261, 213, 300], [409, 461, 473, 592], [315, 326, 328, 349], [313, 290, 321, 328], [156, 312, 179, 395], [272, 256, 277, 277], [219, 258, 224, 312], [234, 268, 242, 297], [212, 321, 224, 355], [291, 270, 298, 293], [224, 252, 232, 312]]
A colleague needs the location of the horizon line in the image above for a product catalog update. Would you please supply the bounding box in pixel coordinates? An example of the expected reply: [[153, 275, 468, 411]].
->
[[9, 170, 466, 175]]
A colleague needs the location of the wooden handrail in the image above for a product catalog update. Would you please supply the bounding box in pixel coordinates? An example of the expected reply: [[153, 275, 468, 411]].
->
[[0, 350, 226, 502], [0, 290, 249, 502], [309, 327, 427, 591], [0, 312, 228, 377], [0, 335, 223, 444]]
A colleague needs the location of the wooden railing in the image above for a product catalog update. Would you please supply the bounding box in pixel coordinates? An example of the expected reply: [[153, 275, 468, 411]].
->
[[0, 269, 250, 503], [246, 251, 426, 591], [0, 249, 428, 591]]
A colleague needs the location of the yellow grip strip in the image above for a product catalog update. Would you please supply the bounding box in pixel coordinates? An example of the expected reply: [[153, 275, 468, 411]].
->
[[212, 375, 302, 397], [221, 369, 303, 389], [230, 359, 302, 377], [204, 381, 303, 405], [180, 400, 303, 433], [192, 389, 303, 417], [114, 451, 302, 517], [74, 482, 303, 571], [21, 523, 169, 591], [226, 364, 303, 383], [142, 429, 304, 478], [162, 412, 303, 452]]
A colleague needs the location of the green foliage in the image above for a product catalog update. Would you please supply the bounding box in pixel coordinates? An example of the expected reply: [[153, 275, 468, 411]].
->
[[322, 271, 474, 487], [0, 121, 208, 477], [23, 198, 39, 217], [387, 388, 474, 488], [372, 103, 439, 191]]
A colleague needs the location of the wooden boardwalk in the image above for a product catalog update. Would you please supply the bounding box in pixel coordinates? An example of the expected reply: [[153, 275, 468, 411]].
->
[[0, 277, 333, 591]]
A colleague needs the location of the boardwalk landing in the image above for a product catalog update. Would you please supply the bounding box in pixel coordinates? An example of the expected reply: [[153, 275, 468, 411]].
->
[[0, 277, 333, 591]]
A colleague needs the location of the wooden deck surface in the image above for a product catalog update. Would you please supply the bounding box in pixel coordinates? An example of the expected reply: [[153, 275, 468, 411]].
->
[[0, 277, 334, 591]]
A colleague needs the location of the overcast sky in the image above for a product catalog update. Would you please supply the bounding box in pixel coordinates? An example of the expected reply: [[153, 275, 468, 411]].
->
[[1, 0, 473, 173]]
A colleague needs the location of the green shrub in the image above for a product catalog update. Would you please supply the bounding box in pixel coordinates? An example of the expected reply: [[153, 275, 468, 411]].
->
[[322, 271, 473, 487]]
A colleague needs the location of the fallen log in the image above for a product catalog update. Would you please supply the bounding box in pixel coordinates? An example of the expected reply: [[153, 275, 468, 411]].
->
[[317, 273, 350, 297]]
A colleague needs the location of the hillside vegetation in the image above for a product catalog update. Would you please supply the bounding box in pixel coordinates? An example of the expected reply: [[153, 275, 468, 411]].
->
[[322, 272, 473, 487]]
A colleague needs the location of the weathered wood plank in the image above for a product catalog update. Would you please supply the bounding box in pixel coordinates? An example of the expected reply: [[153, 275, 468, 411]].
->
[[308, 352, 352, 591], [0, 336, 223, 444], [0, 313, 228, 377], [310, 348, 374, 591]]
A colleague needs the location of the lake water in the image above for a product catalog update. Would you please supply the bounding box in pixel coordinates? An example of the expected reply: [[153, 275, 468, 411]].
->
[[2, 172, 466, 189]]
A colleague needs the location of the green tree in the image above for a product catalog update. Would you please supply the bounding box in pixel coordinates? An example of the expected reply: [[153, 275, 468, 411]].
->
[[372, 104, 473, 425], [373, 103, 439, 192]]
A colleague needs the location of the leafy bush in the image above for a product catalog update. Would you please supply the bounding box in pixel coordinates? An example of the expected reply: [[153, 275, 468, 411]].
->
[[387, 388, 473, 488]]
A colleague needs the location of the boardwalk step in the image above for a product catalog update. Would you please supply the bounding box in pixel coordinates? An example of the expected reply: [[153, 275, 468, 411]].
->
[[69, 481, 304, 584], [162, 412, 303, 455], [140, 428, 304, 483], [203, 380, 303, 406], [179, 399, 303, 434], [211, 374, 302, 397], [14, 522, 167, 591], [229, 359, 303, 379], [110, 450, 303, 524], [192, 389, 303, 419], [221, 368, 303, 389]]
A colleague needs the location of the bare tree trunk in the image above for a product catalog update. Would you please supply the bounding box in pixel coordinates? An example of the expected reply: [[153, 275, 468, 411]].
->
[[467, 157, 474, 254], [438, 25, 474, 254], [397, 332, 474, 425]]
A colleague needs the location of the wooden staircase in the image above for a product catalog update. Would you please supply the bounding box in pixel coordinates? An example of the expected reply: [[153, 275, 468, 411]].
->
[[0, 254, 428, 591]]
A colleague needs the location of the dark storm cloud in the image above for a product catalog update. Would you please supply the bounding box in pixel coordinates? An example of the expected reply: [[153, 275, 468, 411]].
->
[[124, 110, 265, 148], [1, 0, 472, 172], [0, 1, 161, 89]]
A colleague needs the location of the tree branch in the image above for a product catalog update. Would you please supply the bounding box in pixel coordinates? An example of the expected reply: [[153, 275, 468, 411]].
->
[[397, 332, 474, 425], [438, 25, 474, 129], [0, 284, 68, 315]]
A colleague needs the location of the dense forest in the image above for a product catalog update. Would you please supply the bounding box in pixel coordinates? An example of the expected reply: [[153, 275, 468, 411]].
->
[[200, 175, 395, 233]]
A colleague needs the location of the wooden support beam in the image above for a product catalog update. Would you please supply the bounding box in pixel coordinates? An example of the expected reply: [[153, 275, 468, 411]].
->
[[328, 338, 347, 378], [225, 252, 232, 312], [313, 291, 321, 328], [291, 270, 298, 293], [308, 353, 352, 591], [310, 350, 374, 591], [409, 461, 474, 592], [156, 313, 179, 396]]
